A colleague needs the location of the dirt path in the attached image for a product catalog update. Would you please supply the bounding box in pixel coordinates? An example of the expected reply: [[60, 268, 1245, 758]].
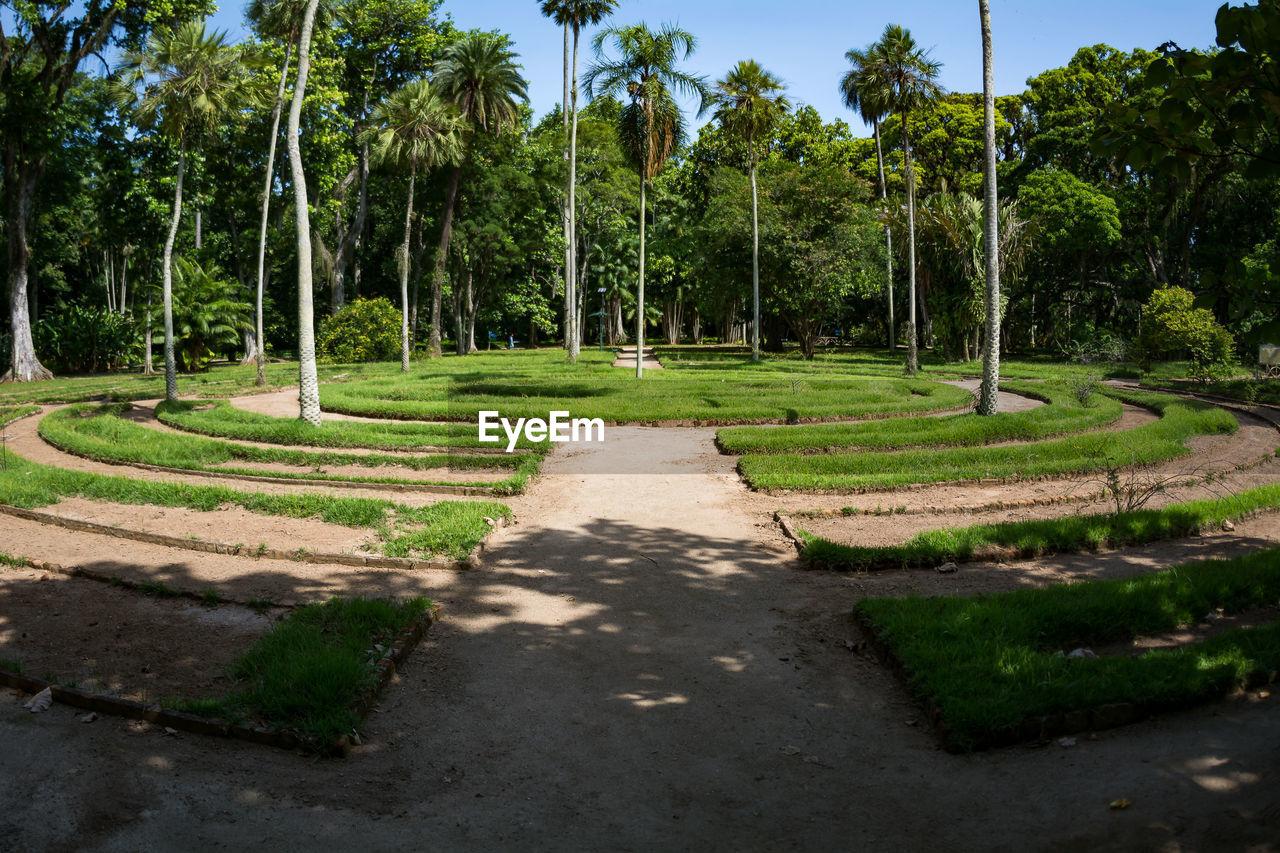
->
[[3, 420, 1277, 850]]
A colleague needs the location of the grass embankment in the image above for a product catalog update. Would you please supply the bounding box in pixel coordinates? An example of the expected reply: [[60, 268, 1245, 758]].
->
[[717, 381, 1120, 453], [40, 403, 539, 494], [181, 596, 431, 750], [0, 450, 508, 560], [740, 389, 1237, 492], [1151, 377, 1280, 407], [319, 349, 972, 423], [156, 399, 541, 450], [799, 484, 1280, 571], [1, 404, 39, 427], [856, 548, 1280, 750], [0, 362, 316, 405]]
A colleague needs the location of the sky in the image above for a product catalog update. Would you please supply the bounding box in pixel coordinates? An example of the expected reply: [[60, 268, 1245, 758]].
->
[[211, 0, 1228, 136]]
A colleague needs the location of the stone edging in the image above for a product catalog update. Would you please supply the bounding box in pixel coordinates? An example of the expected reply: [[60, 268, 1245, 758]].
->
[[0, 610, 434, 756], [0, 503, 506, 574], [849, 607, 1279, 752]]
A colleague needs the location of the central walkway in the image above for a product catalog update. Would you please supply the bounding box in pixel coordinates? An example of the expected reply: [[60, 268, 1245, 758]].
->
[[611, 345, 664, 370]]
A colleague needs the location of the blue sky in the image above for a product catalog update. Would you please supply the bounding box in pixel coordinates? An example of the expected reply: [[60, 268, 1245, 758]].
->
[[211, 0, 1226, 135]]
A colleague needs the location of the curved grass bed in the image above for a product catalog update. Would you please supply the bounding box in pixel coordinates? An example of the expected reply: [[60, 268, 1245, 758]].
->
[[1, 404, 40, 428], [856, 547, 1280, 750], [740, 389, 1237, 492], [717, 381, 1121, 453], [798, 483, 1280, 572], [40, 403, 539, 495], [0, 449, 508, 560], [156, 399, 542, 450]]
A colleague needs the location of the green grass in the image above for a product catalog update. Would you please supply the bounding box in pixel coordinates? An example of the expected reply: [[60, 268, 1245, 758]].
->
[[1, 404, 39, 427], [186, 596, 431, 749], [318, 349, 973, 424], [156, 398, 542, 450], [40, 403, 539, 494], [717, 381, 1121, 453], [0, 362, 314, 405], [0, 450, 509, 560], [856, 548, 1280, 750], [740, 389, 1237, 492], [799, 483, 1280, 571], [1151, 377, 1280, 407]]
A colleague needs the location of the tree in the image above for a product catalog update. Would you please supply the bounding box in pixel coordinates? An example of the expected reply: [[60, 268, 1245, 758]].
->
[[842, 44, 896, 351], [859, 24, 943, 374], [585, 22, 708, 378], [539, 0, 618, 362], [288, 0, 323, 425], [713, 60, 789, 362], [0, 1, 211, 382], [116, 21, 258, 401], [428, 33, 529, 357], [362, 79, 463, 370], [168, 257, 251, 371], [978, 0, 1001, 415]]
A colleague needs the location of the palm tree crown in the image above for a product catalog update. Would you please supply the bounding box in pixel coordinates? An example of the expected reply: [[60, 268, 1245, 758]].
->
[[432, 33, 529, 134], [866, 24, 943, 122], [839, 46, 891, 128], [713, 60, 789, 163], [539, 0, 617, 32], [362, 79, 465, 173]]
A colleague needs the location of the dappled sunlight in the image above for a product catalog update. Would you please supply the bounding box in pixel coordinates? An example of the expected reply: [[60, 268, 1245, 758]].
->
[[1179, 755, 1262, 793], [611, 690, 690, 710]]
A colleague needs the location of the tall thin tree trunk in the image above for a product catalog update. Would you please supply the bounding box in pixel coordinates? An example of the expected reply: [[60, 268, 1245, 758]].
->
[[255, 40, 292, 387], [750, 148, 760, 362], [120, 251, 128, 313], [4, 166, 52, 382], [977, 0, 1001, 415], [636, 173, 646, 379], [288, 0, 322, 426], [904, 120, 919, 375], [429, 164, 463, 357], [161, 149, 186, 401], [567, 23, 582, 362], [399, 168, 416, 372], [873, 119, 895, 351], [143, 288, 155, 374]]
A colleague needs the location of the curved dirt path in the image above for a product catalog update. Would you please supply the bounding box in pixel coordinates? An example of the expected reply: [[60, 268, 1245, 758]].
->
[[3, 419, 1277, 850]]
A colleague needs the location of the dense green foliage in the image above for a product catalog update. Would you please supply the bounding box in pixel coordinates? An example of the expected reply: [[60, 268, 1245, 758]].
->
[[316, 297, 403, 363], [856, 548, 1280, 749], [35, 306, 140, 374], [1133, 286, 1237, 382]]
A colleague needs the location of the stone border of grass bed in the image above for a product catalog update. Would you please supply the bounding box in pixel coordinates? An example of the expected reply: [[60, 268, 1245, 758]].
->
[[0, 606, 433, 756], [790, 483, 1280, 571], [0, 503, 505, 574], [851, 549, 1280, 751]]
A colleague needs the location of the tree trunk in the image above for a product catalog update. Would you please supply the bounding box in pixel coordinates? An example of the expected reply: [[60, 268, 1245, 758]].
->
[[255, 39, 291, 387], [567, 23, 583, 362], [3, 165, 52, 382], [429, 164, 463, 357], [143, 288, 155, 375], [636, 172, 646, 379], [161, 149, 186, 401], [466, 271, 477, 353], [288, 0, 323, 426], [399, 167, 416, 372], [750, 148, 761, 362], [978, 0, 1001, 416], [904, 119, 919, 375], [873, 119, 895, 352]]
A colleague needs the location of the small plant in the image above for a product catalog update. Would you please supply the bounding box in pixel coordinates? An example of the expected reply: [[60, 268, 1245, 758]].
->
[[246, 597, 273, 613], [138, 581, 179, 598], [1069, 372, 1101, 407], [201, 589, 221, 607]]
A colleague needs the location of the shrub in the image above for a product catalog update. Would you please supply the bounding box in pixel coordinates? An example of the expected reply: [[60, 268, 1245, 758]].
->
[[1133, 286, 1236, 382], [1069, 327, 1128, 364], [317, 298, 401, 363], [35, 304, 138, 373]]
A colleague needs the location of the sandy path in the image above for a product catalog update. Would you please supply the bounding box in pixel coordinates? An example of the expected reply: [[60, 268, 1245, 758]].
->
[[3, 419, 1276, 850]]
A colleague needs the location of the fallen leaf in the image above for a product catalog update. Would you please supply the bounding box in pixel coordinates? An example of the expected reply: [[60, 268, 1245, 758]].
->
[[1109, 798, 1131, 810], [24, 687, 52, 713], [79, 712, 98, 724]]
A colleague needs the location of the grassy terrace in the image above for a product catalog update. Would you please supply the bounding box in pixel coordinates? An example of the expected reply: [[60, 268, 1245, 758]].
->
[[319, 349, 973, 424], [0, 450, 508, 560], [856, 547, 1280, 750], [0, 362, 311, 405], [1151, 377, 1280, 407], [40, 403, 539, 494], [717, 381, 1121, 453], [157, 399, 541, 450], [799, 484, 1280, 571], [179, 596, 432, 750], [739, 388, 1237, 492]]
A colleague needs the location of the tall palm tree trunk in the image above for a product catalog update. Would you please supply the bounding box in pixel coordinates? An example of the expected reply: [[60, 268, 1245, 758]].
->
[[567, 22, 582, 362], [750, 151, 760, 362], [904, 120, 919, 375], [429, 164, 463, 357], [636, 172, 646, 379], [254, 41, 292, 387], [288, 0, 322, 426], [873, 120, 895, 352], [161, 149, 186, 402], [978, 0, 1001, 415], [400, 167, 416, 372], [562, 22, 573, 353]]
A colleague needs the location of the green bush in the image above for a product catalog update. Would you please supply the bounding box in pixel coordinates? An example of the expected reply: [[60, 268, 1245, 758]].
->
[[35, 304, 138, 373], [1134, 286, 1236, 382], [317, 298, 401, 363]]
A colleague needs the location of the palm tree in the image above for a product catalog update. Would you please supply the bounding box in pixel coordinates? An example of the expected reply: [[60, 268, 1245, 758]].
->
[[585, 22, 708, 378], [116, 22, 258, 402], [540, 0, 618, 362], [841, 45, 896, 352], [977, 0, 1001, 415], [862, 24, 943, 374], [427, 34, 529, 358], [713, 59, 788, 363], [361, 80, 464, 371], [287, 0, 323, 425]]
